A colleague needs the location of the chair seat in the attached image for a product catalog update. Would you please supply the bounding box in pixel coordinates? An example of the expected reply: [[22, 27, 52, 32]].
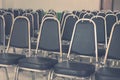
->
[[0, 53, 25, 65], [18, 57, 58, 70], [54, 61, 95, 77], [95, 67, 120, 80]]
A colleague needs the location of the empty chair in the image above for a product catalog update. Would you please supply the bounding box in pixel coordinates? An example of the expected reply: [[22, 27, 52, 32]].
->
[[22, 13, 34, 38], [3, 12, 14, 40], [14, 17, 62, 80], [83, 13, 94, 19], [31, 12, 39, 38], [0, 16, 30, 80], [105, 14, 118, 39], [79, 11, 86, 18], [0, 15, 5, 52], [95, 21, 120, 80], [60, 12, 72, 32], [13, 9, 20, 18], [62, 14, 79, 53], [36, 9, 45, 25], [97, 12, 106, 17], [116, 12, 120, 20], [51, 19, 98, 80], [91, 11, 98, 15], [91, 16, 107, 57]]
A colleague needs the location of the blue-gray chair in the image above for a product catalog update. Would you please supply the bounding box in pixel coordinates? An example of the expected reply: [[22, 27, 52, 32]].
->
[[14, 17, 62, 80], [51, 19, 98, 80], [91, 16, 107, 57], [95, 21, 120, 80], [0, 16, 30, 80]]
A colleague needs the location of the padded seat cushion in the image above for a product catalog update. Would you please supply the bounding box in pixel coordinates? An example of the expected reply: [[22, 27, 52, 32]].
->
[[18, 57, 58, 70], [95, 67, 120, 80], [54, 61, 95, 77], [0, 53, 25, 65]]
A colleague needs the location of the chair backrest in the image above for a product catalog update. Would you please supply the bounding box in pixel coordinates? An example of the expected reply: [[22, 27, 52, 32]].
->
[[104, 21, 120, 64], [62, 14, 79, 41], [0, 15, 5, 48], [67, 19, 98, 62], [79, 11, 86, 18], [22, 13, 34, 37], [105, 14, 118, 38], [116, 12, 120, 20], [91, 16, 107, 47], [3, 12, 14, 36], [83, 13, 94, 19], [13, 9, 20, 18], [6, 16, 31, 54], [97, 12, 106, 17], [35, 17, 62, 57], [36, 9, 44, 25], [31, 12, 39, 31], [60, 12, 72, 31]]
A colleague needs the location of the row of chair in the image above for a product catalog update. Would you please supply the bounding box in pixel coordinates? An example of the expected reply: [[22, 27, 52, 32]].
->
[[0, 11, 120, 80]]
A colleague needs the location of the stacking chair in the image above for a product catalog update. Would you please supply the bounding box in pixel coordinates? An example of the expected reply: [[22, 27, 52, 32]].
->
[[13, 9, 20, 18], [51, 19, 98, 80], [79, 11, 86, 18], [22, 13, 34, 38], [0, 16, 30, 80], [105, 14, 118, 39], [91, 16, 107, 57], [61, 14, 79, 53], [36, 9, 45, 25], [31, 12, 39, 38], [60, 12, 72, 32], [116, 12, 120, 20], [3, 12, 14, 43], [14, 17, 62, 80], [95, 21, 120, 80], [97, 12, 106, 17], [83, 13, 94, 19], [0, 15, 5, 52], [91, 11, 98, 15]]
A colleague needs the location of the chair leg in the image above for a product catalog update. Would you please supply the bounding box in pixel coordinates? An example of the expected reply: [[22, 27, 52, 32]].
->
[[14, 66, 20, 80], [50, 71, 54, 80], [31, 71, 36, 80], [48, 70, 53, 80], [4, 67, 9, 80]]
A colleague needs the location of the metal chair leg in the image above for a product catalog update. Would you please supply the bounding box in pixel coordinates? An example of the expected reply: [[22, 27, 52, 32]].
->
[[14, 67, 20, 80], [31, 71, 36, 80], [4, 67, 9, 80]]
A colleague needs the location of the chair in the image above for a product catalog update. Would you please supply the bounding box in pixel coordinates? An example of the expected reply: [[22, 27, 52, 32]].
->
[[31, 12, 39, 38], [3, 12, 14, 41], [91, 16, 107, 57], [14, 17, 62, 80], [95, 21, 120, 80], [116, 12, 120, 20], [51, 19, 98, 80], [97, 12, 106, 17], [83, 13, 94, 19], [60, 11, 72, 32], [0, 15, 5, 52], [105, 14, 118, 39], [0, 16, 30, 80], [79, 11, 86, 18], [22, 13, 34, 38], [36, 9, 45, 25], [61, 14, 79, 53]]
